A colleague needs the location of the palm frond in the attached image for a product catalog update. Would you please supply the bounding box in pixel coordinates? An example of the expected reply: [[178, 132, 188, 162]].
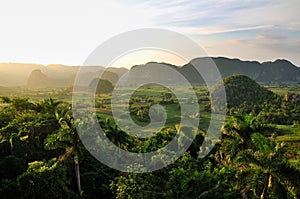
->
[[235, 149, 262, 168], [272, 162, 300, 197]]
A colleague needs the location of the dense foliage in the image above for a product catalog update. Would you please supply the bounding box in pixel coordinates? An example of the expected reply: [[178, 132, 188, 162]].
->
[[0, 78, 299, 198]]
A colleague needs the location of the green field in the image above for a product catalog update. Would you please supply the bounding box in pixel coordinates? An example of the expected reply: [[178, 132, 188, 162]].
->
[[265, 85, 300, 95]]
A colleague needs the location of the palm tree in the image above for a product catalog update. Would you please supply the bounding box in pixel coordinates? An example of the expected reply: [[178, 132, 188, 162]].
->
[[45, 107, 82, 194], [38, 98, 62, 114], [235, 133, 300, 199], [105, 124, 128, 151], [217, 114, 275, 166]]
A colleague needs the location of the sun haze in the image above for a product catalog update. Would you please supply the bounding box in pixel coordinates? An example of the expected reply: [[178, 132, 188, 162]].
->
[[0, 0, 299, 66]]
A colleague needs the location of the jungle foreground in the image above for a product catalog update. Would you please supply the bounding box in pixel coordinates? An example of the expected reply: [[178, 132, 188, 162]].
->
[[0, 74, 299, 199]]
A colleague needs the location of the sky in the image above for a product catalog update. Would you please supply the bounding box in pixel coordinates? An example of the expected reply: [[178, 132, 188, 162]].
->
[[0, 0, 299, 67]]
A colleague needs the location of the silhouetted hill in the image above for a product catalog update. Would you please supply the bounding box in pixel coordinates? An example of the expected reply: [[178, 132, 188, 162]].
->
[[126, 62, 181, 85], [0, 63, 43, 86], [125, 58, 300, 85], [27, 69, 51, 88], [0, 57, 299, 87], [27, 69, 74, 88], [181, 57, 300, 84], [106, 67, 129, 78], [0, 63, 128, 88], [258, 59, 300, 82]]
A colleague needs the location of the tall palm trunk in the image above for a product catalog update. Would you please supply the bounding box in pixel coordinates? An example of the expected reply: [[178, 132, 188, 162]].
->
[[261, 174, 271, 199], [74, 152, 81, 193]]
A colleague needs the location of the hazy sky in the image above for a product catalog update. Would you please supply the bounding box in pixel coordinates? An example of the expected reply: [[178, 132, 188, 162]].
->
[[0, 0, 299, 67]]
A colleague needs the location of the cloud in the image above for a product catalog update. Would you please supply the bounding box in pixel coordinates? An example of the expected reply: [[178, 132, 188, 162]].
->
[[129, 0, 299, 35], [286, 22, 300, 31], [227, 39, 249, 45], [256, 33, 287, 42], [202, 25, 274, 35], [257, 40, 300, 54], [1, 0, 299, 66], [131, 0, 300, 65], [160, 25, 274, 36]]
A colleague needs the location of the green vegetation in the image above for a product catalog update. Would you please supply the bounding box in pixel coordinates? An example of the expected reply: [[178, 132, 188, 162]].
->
[[0, 74, 299, 198], [213, 75, 300, 125], [215, 75, 276, 109]]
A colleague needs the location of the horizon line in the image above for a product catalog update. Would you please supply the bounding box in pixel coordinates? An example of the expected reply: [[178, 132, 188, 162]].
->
[[0, 56, 298, 68]]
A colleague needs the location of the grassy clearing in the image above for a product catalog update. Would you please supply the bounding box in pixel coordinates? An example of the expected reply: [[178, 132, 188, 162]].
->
[[276, 125, 300, 143], [265, 85, 300, 95], [94, 85, 211, 130], [276, 125, 300, 168]]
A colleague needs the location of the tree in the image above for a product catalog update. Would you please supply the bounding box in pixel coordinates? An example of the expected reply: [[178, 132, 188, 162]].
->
[[110, 171, 165, 199], [0, 155, 27, 180], [110, 153, 241, 199], [136, 107, 150, 122], [216, 114, 275, 166], [17, 160, 77, 199], [235, 133, 300, 199], [11, 98, 35, 112], [37, 98, 62, 115], [0, 106, 15, 130], [0, 110, 60, 161], [0, 97, 11, 103], [164, 93, 172, 101], [0, 179, 21, 199], [0, 139, 10, 159], [105, 124, 128, 151], [45, 107, 83, 194]]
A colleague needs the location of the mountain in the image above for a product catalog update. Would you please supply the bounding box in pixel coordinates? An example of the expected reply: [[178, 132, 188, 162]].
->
[[126, 62, 181, 85], [125, 57, 300, 85], [0, 63, 43, 86], [27, 69, 51, 88], [106, 67, 129, 78], [0, 57, 299, 88], [0, 63, 78, 87], [0, 63, 129, 88], [181, 57, 300, 84], [27, 69, 73, 88]]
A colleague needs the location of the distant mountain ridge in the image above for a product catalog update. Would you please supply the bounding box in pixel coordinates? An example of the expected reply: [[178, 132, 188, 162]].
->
[[0, 57, 299, 87], [199, 57, 300, 83], [0, 63, 129, 88], [127, 57, 300, 85]]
